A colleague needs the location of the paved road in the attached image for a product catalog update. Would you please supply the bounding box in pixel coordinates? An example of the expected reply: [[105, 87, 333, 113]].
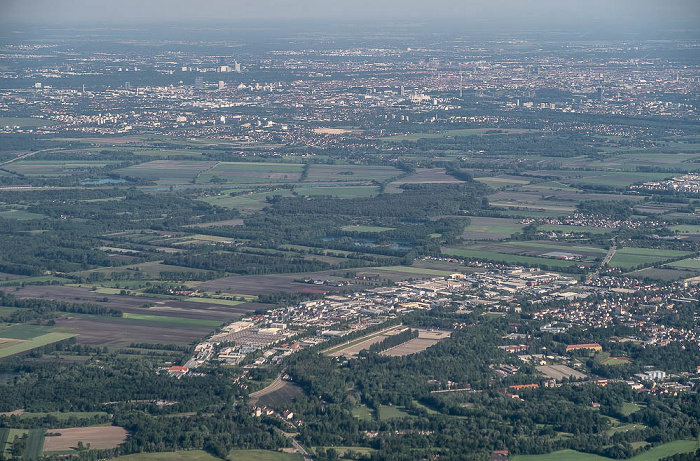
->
[[249, 371, 286, 404], [0, 147, 64, 168], [601, 240, 617, 266], [588, 237, 616, 282]]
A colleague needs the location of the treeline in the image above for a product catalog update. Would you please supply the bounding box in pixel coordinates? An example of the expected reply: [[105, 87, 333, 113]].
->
[[576, 200, 634, 219], [0, 291, 122, 323], [367, 328, 418, 354], [407, 132, 599, 158], [163, 250, 335, 275]]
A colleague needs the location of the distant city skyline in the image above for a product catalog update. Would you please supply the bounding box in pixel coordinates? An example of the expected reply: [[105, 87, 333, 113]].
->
[[0, 0, 698, 33]]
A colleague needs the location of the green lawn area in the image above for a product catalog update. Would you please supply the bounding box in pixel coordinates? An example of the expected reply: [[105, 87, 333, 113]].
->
[[227, 449, 303, 460], [606, 422, 647, 434], [341, 225, 396, 233], [0, 332, 77, 358], [378, 405, 410, 420], [111, 450, 222, 461], [352, 404, 374, 421], [511, 440, 698, 461], [620, 403, 643, 417]]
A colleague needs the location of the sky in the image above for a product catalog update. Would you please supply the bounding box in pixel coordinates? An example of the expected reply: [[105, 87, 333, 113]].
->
[[0, 0, 698, 33]]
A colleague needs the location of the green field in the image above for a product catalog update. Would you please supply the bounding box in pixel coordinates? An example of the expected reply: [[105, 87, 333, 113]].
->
[[511, 440, 698, 461], [199, 190, 277, 212], [0, 324, 52, 340], [114, 160, 217, 184], [316, 446, 376, 459], [372, 265, 455, 277], [196, 162, 304, 185], [0, 332, 77, 358], [0, 209, 47, 220], [671, 225, 700, 234], [442, 248, 580, 268], [378, 405, 410, 420], [227, 449, 304, 460], [667, 258, 700, 269], [303, 164, 400, 182], [352, 404, 374, 421], [111, 450, 222, 461], [0, 427, 45, 459], [0, 117, 53, 128], [609, 247, 692, 269], [380, 128, 532, 141], [120, 313, 223, 329], [294, 186, 379, 198]]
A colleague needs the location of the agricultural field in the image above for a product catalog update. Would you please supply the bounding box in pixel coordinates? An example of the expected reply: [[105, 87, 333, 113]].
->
[[666, 257, 700, 270], [510, 440, 699, 461], [0, 332, 77, 358], [442, 241, 595, 268], [0, 117, 54, 128], [111, 451, 222, 461], [0, 209, 48, 220], [196, 162, 304, 185], [670, 224, 700, 234], [294, 185, 379, 198], [378, 128, 533, 141], [114, 160, 218, 185], [369, 265, 455, 278], [14, 285, 247, 321], [199, 190, 286, 213], [303, 164, 400, 183], [459, 216, 525, 240], [227, 450, 304, 461], [3, 160, 120, 176], [384, 168, 461, 193], [0, 427, 45, 459], [474, 174, 532, 188], [608, 247, 693, 269], [628, 267, 699, 281], [42, 425, 128, 452]]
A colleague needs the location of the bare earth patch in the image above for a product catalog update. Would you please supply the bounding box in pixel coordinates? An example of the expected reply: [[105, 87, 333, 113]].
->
[[43, 426, 128, 452]]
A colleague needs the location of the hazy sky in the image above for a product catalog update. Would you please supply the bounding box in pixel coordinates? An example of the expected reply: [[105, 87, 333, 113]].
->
[[1, 0, 698, 31]]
